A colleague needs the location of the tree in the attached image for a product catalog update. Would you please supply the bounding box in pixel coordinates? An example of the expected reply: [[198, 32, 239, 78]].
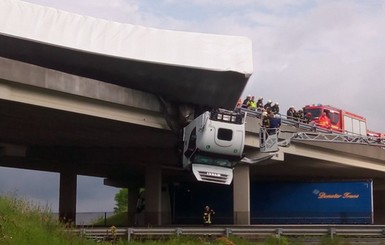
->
[[114, 188, 128, 213]]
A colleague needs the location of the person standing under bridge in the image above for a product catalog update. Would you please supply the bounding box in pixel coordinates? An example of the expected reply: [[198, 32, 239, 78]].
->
[[135, 190, 145, 226], [203, 205, 215, 225]]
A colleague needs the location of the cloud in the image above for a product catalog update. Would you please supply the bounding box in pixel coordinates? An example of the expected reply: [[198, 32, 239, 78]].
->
[[237, 1, 385, 132]]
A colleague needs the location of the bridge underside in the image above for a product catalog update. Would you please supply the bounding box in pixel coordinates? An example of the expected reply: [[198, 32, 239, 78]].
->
[[250, 154, 385, 184], [1, 99, 385, 186], [0, 98, 177, 177]]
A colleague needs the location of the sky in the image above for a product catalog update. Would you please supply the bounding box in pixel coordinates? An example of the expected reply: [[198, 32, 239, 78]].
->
[[1, 0, 385, 213]]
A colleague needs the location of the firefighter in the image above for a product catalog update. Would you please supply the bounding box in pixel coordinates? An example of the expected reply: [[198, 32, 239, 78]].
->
[[242, 95, 251, 108], [268, 111, 280, 135], [305, 112, 316, 131], [264, 99, 272, 111], [247, 96, 257, 111], [287, 106, 296, 119], [259, 111, 270, 146], [256, 97, 264, 109], [271, 102, 280, 114], [270, 113, 281, 129], [305, 112, 312, 124], [134, 190, 146, 226], [261, 111, 270, 128], [296, 109, 304, 122], [318, 112, 331, 129], [203, 205, 215, 225]]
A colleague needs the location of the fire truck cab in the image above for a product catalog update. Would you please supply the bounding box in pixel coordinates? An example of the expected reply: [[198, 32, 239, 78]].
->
[[303, 104, 367, 136]]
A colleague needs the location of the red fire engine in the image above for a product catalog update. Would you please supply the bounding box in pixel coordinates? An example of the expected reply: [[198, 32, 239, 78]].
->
[[303, 104, 384, 139]]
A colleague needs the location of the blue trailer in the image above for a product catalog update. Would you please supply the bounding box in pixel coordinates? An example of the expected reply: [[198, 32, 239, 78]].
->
[[171, 179, 373, 224], [250, 180, 373, 224]]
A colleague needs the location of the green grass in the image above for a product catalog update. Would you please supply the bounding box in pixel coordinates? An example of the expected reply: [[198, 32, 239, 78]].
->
[[0, 195, 365, 244], [0, 196, 264, 244], [0, 196, 95, 245]]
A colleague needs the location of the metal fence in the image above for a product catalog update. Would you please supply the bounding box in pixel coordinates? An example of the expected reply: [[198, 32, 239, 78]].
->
[[72, 225, 385, 242], [52, 212, 115, 226]]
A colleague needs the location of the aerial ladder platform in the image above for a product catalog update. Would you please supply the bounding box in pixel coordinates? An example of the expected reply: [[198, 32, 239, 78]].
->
[[180, 108, 384, 185]]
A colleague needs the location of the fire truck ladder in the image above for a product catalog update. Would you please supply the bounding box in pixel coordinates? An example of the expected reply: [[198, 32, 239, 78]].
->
[[259, 128, 385, 156], [292, 131, 385, 146], [242, 127, 384, 166], [242, 108, 385, 147]]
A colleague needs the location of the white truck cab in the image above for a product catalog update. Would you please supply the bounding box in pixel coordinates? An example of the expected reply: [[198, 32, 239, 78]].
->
[[182, 109, 245, 185]]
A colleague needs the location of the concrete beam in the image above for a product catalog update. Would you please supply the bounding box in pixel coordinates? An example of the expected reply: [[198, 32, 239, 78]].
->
[[0, 57, 162, 113], [0, 58, 170, 131], [0, 80, 169, 130], [282, 143, 385, 173]]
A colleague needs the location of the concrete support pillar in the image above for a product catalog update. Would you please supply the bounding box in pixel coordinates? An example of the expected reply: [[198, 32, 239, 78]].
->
[[59, 170, 77, 224], [161, 184, 172, 225], [145, 164, 162, 225], [233, 164, 250, 225], [373, 190, 385, 224], [127, 186, 139, 226]]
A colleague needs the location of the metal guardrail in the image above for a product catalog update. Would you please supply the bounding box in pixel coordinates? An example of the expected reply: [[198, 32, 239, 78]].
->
[[72, 225, 385, 241]]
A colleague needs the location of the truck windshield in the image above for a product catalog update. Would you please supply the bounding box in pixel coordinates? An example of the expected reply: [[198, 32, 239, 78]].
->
[[192, 154, 233, 168], [304, 108, 322, 119]]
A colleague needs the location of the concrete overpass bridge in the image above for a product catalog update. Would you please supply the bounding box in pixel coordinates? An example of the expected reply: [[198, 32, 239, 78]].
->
[[1, 0, 385, 225], [2, 56, 385, 224]]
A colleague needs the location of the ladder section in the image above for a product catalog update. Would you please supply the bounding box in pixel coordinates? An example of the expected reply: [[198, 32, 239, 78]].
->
[[293, 132, 385, 146], [244, 109, 385, 147]]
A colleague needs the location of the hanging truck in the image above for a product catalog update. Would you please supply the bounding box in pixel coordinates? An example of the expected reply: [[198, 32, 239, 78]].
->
[[182, 109, 245, 185], [182, 109, 281, 185]]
